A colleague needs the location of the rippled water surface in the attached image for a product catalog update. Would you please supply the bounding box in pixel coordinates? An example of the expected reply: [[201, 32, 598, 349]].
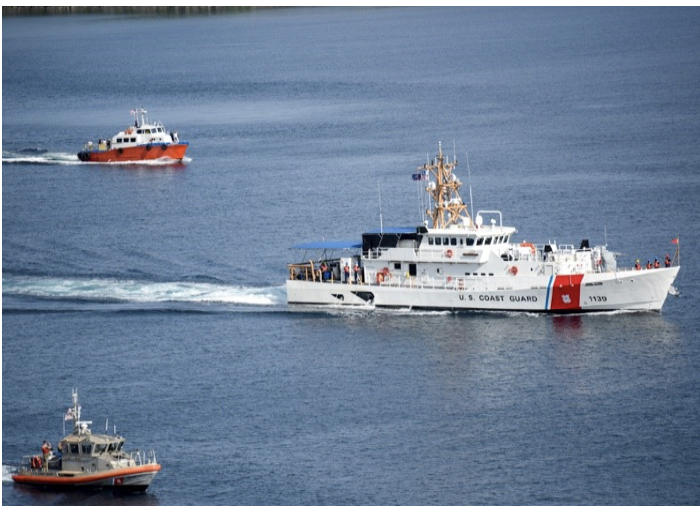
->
[[4, 7, 700, 505]]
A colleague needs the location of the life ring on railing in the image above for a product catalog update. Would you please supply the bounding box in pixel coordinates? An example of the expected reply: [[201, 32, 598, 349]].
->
[[510, 266, 518, 276], [446, 249, 454, 259]]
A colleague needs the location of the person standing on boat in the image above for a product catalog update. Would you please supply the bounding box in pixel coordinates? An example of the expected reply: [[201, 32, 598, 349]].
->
[[344, 263, 350, 284], [635, 259, 641, 270], [354, 263, 361, 284], [665, 254, 672, 268], [654, 258, 660, 269], [41, 440, 51, 472]]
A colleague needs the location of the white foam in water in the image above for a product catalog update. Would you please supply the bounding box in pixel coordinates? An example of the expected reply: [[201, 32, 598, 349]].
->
[[2, 275, 286, 306], [2, 464, 16, 482], [2, 151, 80, 165]]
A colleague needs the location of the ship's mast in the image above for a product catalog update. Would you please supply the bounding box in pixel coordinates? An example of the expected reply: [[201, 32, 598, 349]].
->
[[421, 142, 472, 229], [130, 107, 148, 128]]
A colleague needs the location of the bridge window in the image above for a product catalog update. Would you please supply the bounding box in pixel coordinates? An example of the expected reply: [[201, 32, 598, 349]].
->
[[81, 444, 93, 455], [428, 237, 434, 245], [394, 263, 401, 270], [450, 238, 457, 246], [485, 237, 492, 245], [477, 238, 484, 246], [466, 238, 474, 246], [70, 443, 79, 454]]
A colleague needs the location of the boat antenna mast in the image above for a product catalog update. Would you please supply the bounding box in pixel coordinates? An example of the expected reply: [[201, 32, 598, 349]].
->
[[421, 142, 472, 229], [130, 107, 148, 128]]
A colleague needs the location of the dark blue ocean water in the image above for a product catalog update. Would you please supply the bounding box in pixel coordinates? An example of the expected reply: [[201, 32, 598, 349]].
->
[[3, 7, 700, 505]]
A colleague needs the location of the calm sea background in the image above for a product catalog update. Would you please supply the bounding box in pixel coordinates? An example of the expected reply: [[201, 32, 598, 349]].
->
[[3, 7, 700, 505]]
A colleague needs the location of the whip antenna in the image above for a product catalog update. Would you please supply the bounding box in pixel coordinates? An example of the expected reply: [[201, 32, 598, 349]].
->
[[466, 150, 474, 226]]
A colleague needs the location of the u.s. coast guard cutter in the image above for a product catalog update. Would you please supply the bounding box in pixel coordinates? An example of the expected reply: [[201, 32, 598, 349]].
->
[[287, 144, 679, 313]]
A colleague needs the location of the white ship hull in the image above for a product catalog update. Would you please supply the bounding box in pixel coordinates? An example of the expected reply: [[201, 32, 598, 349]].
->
[[287, 266, 679, 313]]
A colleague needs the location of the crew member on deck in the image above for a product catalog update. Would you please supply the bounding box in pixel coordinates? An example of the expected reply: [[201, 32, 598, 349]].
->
[[665, 254, 671, 268], [344, 263, 350, 283], [354, 263, 361, 284], [41, 440, 51, 472], [646, 259, 653, 270], [635, 259, 641, 270], [654, 258, 660, 269]]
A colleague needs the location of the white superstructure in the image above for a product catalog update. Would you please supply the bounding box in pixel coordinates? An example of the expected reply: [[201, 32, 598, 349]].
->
[[287, 144, 679, 313]]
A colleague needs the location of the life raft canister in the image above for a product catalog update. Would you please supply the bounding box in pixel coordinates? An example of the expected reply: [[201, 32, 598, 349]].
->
[[520, 242, 536, 255]]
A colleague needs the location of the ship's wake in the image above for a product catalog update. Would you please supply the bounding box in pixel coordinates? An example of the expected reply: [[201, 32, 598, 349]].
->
[[2, 464, 16, 483], [2, 150, 81, 165], [2, 275, 286, 308]]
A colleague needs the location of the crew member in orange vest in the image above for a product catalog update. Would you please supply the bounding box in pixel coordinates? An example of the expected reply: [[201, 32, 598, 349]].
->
[[634, 259, 641, 270], [654, 258, 660, 269], [665, 254, 671, 268], [343, 263, 350, 283]]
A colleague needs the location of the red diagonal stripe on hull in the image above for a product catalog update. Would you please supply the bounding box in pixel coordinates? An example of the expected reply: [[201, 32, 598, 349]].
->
[[550, 274, 584, 311]]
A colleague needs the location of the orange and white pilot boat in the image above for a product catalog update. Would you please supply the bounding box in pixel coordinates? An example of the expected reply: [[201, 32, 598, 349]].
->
[[77, 107, 188, 162], [12, 389, 161, 492]]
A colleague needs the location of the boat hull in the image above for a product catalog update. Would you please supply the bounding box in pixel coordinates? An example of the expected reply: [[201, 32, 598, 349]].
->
[[12, 463, 161, 492], [287, 266, 679, 313], [77, 143, 188, 162]]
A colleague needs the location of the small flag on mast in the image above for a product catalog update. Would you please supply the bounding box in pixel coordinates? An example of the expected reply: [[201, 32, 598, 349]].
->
[[64, 408, 73, 421], [672, 237, 679, 245]]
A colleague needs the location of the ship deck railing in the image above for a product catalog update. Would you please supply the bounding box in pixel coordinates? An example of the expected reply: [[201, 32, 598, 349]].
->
[[129, 449, 157, 466]]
